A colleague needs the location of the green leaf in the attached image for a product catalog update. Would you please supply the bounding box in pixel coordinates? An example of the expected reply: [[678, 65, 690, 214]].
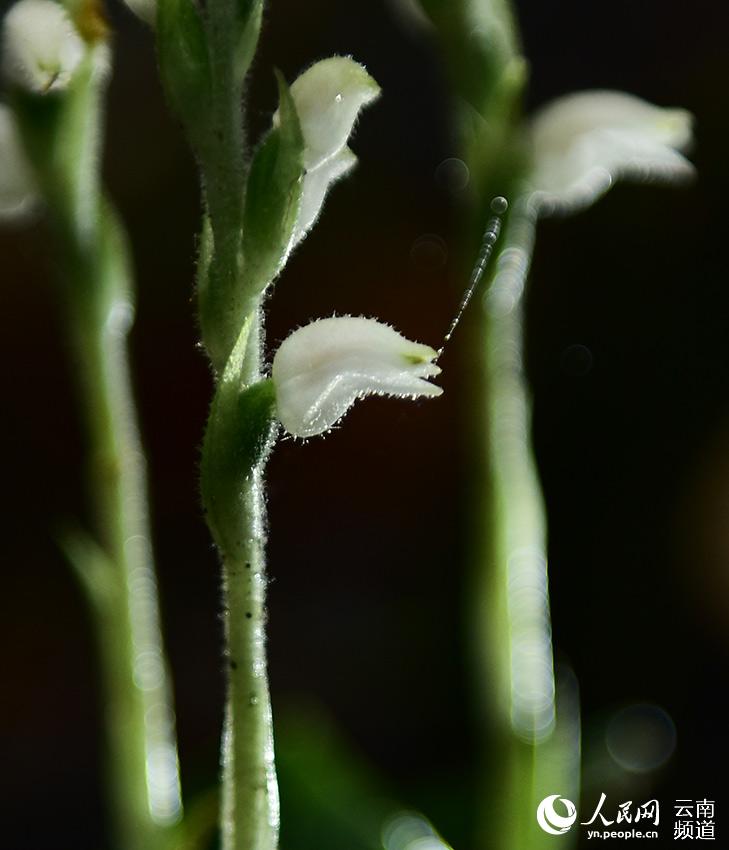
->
[[276, 706, 399, 850], [157, 0, 211, 144], [160, 788, 218, 850], [233, 0, 263, 85], [202, 377, 277, 554], [415, 0, 525, 123], [58, 525, 119, 610], [241, 71, 305, 301]]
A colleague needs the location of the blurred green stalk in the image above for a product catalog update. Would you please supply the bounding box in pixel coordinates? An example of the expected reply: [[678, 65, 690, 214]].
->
[[418, 0, 580, 847], [474, 201, 578, 850], [14, 39, 181, 850]]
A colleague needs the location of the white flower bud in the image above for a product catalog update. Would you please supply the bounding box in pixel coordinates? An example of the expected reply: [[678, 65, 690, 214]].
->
[[0, 104, 38, 218], [274, 57, 379, 248], [2, 0, 85, 94], [286, 56, 380, 172], [272, 316, 442, 438], [528, 90, 695, 215]]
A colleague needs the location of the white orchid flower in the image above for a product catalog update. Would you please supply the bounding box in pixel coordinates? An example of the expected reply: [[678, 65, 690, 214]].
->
[[2, 0, 86, 94], [0, 104, 38, 218], [272, 316, 442, 438], [527, 90, 695, 215], [288, 56, 380, 171], [277, 56, 380, 246]]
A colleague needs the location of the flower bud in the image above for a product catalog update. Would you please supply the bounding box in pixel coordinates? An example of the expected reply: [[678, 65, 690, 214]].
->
[[0, 104, 38, 218], [286, 56, 380, 172], [2, 0, 85, 94], [272, 316, 442, 438], [528, 90, 694, 215], [274, 57, 379, 246]]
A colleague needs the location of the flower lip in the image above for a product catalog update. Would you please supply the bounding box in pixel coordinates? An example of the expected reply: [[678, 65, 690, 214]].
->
[[272, 316, 442, 438]]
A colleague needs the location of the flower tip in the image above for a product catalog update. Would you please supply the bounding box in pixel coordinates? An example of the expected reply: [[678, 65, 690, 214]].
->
[[658, 107, 694, 151]]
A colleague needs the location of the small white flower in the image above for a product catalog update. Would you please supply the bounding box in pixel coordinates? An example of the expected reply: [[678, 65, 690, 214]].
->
[[0, 104, 38, 218], [528, 90, 695, 215], [272, 316, 442, 438], [287, 56, 380, 171], [276, 57, 380, 246], [2, 0, 85, 94]]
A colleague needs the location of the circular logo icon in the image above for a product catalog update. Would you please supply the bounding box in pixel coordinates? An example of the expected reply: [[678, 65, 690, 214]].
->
[[536, 795, 577, 835]]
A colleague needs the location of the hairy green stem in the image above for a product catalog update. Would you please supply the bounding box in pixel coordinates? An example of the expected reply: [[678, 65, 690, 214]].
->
[[200, 313, 279, 850], [176, 0, 281, 843], [219, 476, 279, 850], [198, 0, 248, 374]]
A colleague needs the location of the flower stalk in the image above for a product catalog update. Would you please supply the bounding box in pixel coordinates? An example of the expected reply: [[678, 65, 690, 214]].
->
[[2, 4, 181, 846], [418, 2, 577, 848], [421, 1, 695, 846], [156, 0, 390, 842], [157, 0, 285, 845]]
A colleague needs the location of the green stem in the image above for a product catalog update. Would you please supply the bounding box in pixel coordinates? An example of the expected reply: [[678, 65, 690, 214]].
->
[[200, 318, 279, 850], [63, 203, 182, 850], [474, 200, 580, 850], [16, 47, 182, 850], [183, 0, 279, 844], [422, 0, 581, 844], [219, 474, 279, 850]]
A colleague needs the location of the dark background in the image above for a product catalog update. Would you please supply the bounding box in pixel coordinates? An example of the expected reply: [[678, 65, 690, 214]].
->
[[1, 0, 728, 848]]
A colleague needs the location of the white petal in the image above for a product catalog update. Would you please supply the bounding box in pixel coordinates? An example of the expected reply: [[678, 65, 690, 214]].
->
[[292, 146, 357, 246], [528, 90, 695, 215], [272, 316, 442, 438], [0, 104, 38, 218], [2, 0, 85, 94], [286, 56, 380, 171]]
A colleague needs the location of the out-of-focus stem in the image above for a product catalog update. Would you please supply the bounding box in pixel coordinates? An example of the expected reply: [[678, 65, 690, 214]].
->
[[473, 202, 574, 849], [63, 203, 182, 850], [420, 0, 581, 845], [23, 47, 183, 850]]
